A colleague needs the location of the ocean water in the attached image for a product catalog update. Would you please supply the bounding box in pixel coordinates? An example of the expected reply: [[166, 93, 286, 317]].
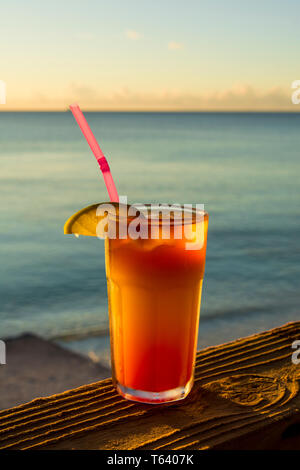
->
[[1, 112, 299, 365]]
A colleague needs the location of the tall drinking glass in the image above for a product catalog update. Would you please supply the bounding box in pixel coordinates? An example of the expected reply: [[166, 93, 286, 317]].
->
[[105, 205, 208, 404]]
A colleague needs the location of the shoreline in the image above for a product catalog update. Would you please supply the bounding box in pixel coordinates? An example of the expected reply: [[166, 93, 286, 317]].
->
[[0, 333, 110, 411], [54, 307, 300, 365]]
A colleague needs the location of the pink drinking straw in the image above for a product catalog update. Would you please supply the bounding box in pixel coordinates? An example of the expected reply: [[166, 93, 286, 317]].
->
[[69, 103, 119, 202]]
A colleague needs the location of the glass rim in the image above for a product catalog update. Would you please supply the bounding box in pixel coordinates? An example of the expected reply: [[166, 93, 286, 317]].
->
[[105, 202, 209, 227]]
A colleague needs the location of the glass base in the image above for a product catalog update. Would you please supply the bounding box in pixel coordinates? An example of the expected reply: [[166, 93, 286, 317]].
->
[[115, 378, 194, 404]]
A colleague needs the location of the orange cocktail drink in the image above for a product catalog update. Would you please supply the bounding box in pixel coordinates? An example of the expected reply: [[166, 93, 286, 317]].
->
[[66, 106, 209, 404], [105, 205, 208, 403]]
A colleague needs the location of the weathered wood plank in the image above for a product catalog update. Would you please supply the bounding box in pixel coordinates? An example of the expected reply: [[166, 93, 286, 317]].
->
[[0, 321, 300, 450]]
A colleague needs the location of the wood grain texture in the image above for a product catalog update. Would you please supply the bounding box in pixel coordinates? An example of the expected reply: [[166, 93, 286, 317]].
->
[[1, 321, 300, 450]]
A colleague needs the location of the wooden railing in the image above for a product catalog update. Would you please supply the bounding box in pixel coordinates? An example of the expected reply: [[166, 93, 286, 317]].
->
[[1, 321, 300, 450]]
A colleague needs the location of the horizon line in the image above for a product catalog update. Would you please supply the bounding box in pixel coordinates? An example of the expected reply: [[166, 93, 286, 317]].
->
[[0, 109, 300, 113]]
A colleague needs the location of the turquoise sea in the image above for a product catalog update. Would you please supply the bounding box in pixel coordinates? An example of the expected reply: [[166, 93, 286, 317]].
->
[[1, 112, 299, 366]]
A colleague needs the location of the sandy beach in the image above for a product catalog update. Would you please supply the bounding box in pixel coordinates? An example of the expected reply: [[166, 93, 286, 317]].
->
[[0, 334, 110, 410]]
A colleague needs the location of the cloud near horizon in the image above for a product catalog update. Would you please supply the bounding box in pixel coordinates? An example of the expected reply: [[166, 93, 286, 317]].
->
[[2, 83, 299, 111], [168, 41, 184, 50], [125, 30, 142, 40]]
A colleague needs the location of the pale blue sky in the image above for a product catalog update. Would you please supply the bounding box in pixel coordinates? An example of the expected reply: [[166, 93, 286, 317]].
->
[[0, 0, 299, 109]]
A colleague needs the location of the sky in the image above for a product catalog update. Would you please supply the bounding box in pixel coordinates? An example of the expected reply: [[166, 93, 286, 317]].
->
[[0, 0, 299, 111]]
